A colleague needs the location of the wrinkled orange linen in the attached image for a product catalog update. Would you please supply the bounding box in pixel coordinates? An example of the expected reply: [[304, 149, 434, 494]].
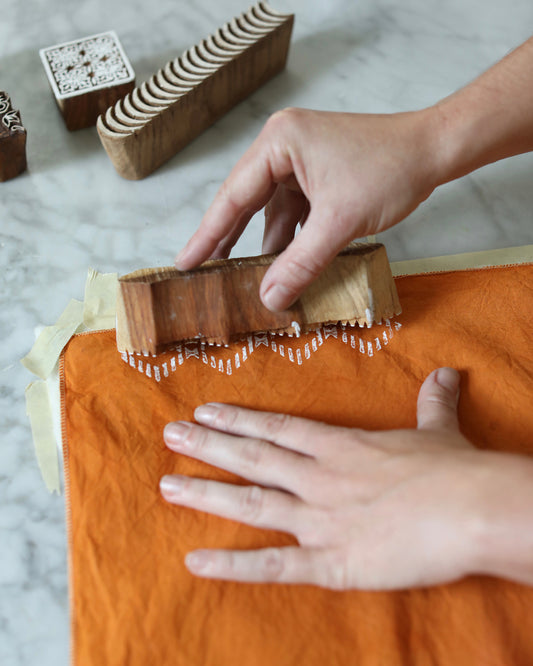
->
[[62, 264, 533, 666]]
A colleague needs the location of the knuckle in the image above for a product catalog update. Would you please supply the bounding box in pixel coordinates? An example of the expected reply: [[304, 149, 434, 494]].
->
[[421, 394, 458, 428], [265, 107, 300, 132], [215, 405, 238, 432], [240, 485, 265, 522], [295, 508, 328, 547], [218, 179, 234, 204], [193, 478, 208, 500], [239, 438, 267, 469], [224, 550, 236, 573], [426, 392, 454, 408], [261, 548, 284, 580], [185, 425, 209, 452], [203, 225, 224, 247], [217, 180, 242, 216], [323, 551, 350, 591], [261, 411, 292, 439], [285, 251, 323, 285]]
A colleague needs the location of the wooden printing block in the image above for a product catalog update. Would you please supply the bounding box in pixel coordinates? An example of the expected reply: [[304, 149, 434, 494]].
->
[[97, 2, 294, 179], [117, 243, 402, 355], [0, 92, 27, 182], [39, 31, 135, 131]]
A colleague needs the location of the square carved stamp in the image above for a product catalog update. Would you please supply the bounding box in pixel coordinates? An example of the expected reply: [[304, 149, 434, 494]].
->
[[40, 31, 135, 130], [0, 92, 27, 182]]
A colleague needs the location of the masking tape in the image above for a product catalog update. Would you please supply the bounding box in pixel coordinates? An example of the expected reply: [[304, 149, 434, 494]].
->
[[21, 299, 84, 380], [83, 268, 118, 330], [22, 269, 118, 493], [25, 380, 61, 494], [391, 244, 533, 276]]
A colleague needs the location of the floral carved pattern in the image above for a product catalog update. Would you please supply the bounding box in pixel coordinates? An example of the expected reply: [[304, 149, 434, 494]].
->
[[41, 32, 133, 97], [0, 92, 24, 134]]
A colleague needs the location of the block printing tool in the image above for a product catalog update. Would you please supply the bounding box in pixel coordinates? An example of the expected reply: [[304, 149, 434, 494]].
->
[[116, 242, 402, 356]]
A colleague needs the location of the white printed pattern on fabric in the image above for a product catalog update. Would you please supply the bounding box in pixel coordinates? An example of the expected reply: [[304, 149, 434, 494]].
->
[[120, 320, 403, 383]]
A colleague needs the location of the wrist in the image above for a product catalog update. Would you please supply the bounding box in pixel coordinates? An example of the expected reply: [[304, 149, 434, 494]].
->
[[465, 452, 533, 585], [419, 94, 491, 188], [391, 106, 453, 199], [426, 92, 498, 187], [427, 37, 533, 187]]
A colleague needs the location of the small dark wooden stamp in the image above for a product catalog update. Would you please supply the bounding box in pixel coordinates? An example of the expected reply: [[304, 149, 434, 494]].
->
[[39, 31, 135, 131], [0, 92, 27, 182]]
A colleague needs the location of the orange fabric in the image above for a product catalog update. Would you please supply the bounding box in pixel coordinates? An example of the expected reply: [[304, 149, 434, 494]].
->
[[62, 264, 533, 666]]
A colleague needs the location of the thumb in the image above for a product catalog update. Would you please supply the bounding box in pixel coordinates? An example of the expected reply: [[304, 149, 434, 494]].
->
[[417, 367, 461, 432], [260, 211, 348, 312]]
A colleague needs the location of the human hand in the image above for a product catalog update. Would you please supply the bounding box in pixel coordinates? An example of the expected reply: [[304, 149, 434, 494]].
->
[[176, 107, 443, 311], [160, 368, 494, 590]]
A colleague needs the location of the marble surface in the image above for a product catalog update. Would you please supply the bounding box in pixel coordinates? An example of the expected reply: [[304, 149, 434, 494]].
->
[[1, 0, 533, 663]]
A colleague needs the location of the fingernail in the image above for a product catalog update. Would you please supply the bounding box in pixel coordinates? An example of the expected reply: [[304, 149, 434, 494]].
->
[[436, 367, 460, 396], [262, 283, 292, 312], [164, 421, 192, 449], [160, 475, 185, 496], [185, 550, 211, 572], [194, 403, 222, 425]]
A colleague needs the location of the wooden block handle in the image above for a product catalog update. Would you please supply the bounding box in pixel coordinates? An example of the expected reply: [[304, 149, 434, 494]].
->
[[117, 243, 402, 354]]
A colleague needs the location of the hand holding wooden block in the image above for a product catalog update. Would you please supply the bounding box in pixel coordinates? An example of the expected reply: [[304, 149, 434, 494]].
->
[[40, 31, 135, 131], [0, 92, 27, 182]]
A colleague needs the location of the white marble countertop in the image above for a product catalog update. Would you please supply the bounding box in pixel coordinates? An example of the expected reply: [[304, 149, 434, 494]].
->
[[1, 0, 532, 663]]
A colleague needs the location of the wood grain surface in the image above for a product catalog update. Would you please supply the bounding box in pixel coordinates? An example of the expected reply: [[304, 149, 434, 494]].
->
[[117, 243, 402, 354]]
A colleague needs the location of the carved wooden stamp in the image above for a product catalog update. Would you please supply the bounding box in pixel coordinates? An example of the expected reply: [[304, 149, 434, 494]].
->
[[97, 2, 294, 179], [0, 92, 27, 182], [39, 31, 135, 131], [116, 243, 402, 355]]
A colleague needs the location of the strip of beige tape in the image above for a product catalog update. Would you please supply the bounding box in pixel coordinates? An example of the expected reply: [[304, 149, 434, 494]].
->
[[83, 268, 118, 330], [25, 381, 61, 494], [22, 270, 118, 493], [21, 299, 85, 379], [391, 244, 533, 276]]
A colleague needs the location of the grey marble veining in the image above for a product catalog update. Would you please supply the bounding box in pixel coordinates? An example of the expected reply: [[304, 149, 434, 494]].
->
[[2, 1, 533, 664]]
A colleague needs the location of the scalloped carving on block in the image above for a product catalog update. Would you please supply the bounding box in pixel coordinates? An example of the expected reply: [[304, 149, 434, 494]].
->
[[97, 3, 294, 179]]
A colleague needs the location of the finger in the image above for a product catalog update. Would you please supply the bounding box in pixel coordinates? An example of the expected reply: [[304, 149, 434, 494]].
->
[[209, 209, 255, 260], [184, 545, 346, 588], [160, 474, 306, 533], [175, 189, 261, 269], [417, 367, 460, 432], [259, 207, 352, 311], [299, 199, 311, 226], [262, 184, 308, 254], [193, 403, 352, 458], [164, 420, 316, 491], [176, 118, 296, 270]]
